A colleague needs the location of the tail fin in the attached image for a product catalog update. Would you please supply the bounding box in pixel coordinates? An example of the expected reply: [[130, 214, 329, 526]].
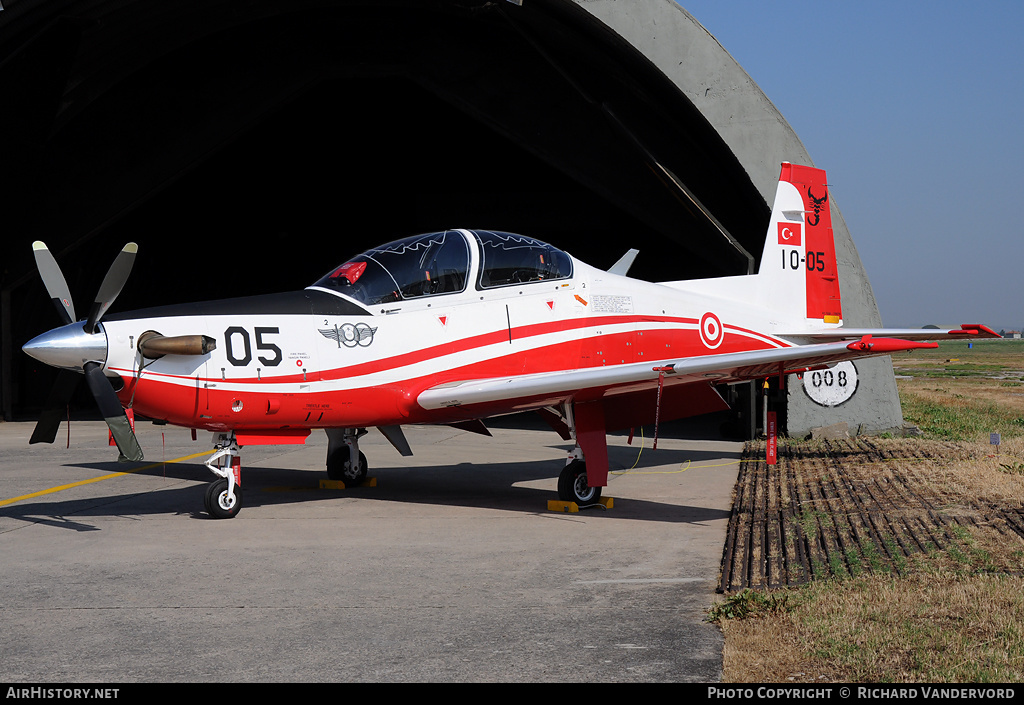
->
[[759, 163, 843, 325]]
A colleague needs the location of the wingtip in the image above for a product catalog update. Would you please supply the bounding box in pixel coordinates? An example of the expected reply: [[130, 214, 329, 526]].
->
[[965, 324, 1001, 338], [32, 241, 48, 251], [123, 242, 138, 254], [949, 324, 1002, 339]]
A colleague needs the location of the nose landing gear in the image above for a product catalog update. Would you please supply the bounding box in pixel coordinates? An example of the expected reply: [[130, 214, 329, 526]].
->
[[203, 434, 242, 519]]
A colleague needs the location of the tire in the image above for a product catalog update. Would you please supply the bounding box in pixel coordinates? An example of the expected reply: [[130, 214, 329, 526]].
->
[[204, 478, 242, 519], [326, 446, 368, 485], [557, 459, 601, 505]]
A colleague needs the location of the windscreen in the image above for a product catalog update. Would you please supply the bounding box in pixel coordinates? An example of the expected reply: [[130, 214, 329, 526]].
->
[[312, 231, 470, 305]]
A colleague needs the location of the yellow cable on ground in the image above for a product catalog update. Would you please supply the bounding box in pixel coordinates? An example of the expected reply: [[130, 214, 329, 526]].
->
[[612, 426, 740, 478]]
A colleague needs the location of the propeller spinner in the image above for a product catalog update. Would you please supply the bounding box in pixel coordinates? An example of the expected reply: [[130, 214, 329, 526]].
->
[[23, 241, 144, 462]]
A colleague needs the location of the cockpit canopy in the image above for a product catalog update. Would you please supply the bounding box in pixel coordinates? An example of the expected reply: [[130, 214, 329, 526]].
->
[[312, 229, 573, 306]]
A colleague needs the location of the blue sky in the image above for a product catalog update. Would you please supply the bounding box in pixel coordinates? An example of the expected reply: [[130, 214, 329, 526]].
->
[[678, 1, 1023, 330]]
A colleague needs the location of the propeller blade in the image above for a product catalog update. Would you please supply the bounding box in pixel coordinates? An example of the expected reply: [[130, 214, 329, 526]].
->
[[83, 362, 143, 462], [28, 369, 81, 445], [31, 241, 76, 326], [84, 242, 138, 334]]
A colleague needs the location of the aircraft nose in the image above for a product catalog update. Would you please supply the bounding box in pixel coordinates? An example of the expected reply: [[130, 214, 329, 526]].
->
[[22, 322, 107, 371]]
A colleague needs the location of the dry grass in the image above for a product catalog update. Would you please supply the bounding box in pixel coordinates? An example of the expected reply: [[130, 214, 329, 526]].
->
[[894, 339, 1024, 442], [713, 341, 1024, 682], [900, 379, 1024, 416], [719, 567, 1024, 682], [879, 435, 1024, 511]]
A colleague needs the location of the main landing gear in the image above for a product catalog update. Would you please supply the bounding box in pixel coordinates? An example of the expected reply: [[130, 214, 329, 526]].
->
[[550, 402, 606, 507], [199, 416, 605, 516], [325, 428, 368, 485], [558, 457, 602, 506], [203, 433, 242, 519]]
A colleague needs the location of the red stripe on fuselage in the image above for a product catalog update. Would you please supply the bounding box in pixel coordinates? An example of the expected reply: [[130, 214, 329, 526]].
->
[[114, 316, 788, 432], [112, 314, 789, 387]]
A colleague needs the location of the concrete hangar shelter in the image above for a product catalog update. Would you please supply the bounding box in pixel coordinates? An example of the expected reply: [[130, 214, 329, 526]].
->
[[0, 0, 902, 438]]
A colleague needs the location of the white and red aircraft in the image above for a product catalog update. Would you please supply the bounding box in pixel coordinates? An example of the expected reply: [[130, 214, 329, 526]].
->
[[23, 163, 998, 518]]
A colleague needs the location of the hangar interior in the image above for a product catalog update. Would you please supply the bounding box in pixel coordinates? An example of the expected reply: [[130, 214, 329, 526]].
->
[[2, 0, 779, 432]]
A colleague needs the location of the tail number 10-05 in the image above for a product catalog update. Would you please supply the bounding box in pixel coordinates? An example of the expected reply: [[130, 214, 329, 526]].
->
[[782, 250, 826, 271]]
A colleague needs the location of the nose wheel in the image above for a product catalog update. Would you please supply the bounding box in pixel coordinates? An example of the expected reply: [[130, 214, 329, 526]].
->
[[204, 477, 242, 519], [203, 434, 243, 519]]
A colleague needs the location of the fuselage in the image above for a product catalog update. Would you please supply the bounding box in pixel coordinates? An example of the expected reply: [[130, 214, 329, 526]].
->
[[84, 229, 796, 434]]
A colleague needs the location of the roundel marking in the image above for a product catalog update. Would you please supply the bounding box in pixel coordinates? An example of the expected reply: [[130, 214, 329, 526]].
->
[[699, 312, 724, 349]]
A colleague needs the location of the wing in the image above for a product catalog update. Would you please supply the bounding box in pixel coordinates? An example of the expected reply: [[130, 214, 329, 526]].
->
[[777, 324, 1000, 342], [417, 335, 938, 411]]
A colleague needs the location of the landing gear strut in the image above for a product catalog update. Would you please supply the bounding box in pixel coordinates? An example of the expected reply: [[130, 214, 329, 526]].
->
[[552, 402, 606, 506], [203, 433, 242, 519], [326, 428, 368, 485]]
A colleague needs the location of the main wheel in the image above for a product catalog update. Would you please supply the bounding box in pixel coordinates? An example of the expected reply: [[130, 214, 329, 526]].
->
[[557, 459, 601, 505], [204, 478, 242, 519], [327, 446, 368, 485]]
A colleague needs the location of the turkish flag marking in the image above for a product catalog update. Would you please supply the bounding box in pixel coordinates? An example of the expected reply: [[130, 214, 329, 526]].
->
[[778, 222, 802, 246]]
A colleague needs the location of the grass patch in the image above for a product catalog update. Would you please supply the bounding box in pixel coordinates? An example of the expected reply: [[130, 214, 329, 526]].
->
[[707, 589, 792, 623], [897, 390, 1024, 441], [999, 461, 1024, 475], [894, 339, 1024, 442], [714, 527, 1024, 682]]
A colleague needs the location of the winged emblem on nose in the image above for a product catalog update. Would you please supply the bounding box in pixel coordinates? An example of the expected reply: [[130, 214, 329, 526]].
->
[[319, 323, 378, 348]]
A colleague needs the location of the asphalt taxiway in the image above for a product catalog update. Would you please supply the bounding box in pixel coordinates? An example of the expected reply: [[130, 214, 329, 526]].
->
[[0, 416, 741, 683]]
